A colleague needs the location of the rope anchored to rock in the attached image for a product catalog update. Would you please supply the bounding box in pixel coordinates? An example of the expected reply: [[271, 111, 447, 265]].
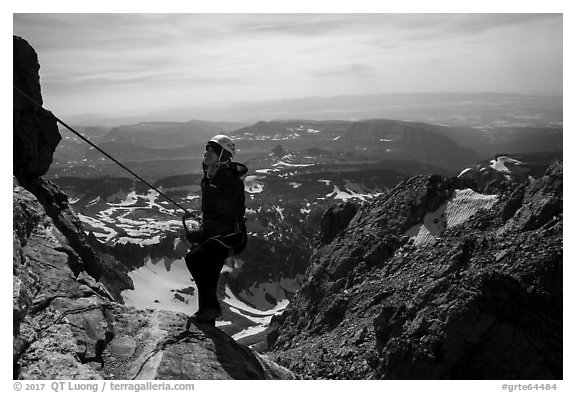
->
[[13, 85, 191, 214]]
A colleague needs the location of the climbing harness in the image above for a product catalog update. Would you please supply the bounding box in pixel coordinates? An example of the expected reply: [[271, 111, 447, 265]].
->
[[208, 219, 248, 256], [13, 85, 191, 215]]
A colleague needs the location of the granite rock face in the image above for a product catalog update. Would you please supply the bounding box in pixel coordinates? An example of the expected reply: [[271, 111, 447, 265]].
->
[[267, 164, 562, 379], [13, 179, 114, 379], [13, 36, 61, 179]]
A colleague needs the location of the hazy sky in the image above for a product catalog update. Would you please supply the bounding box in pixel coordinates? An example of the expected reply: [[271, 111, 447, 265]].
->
[[13, 13, 562, 118]]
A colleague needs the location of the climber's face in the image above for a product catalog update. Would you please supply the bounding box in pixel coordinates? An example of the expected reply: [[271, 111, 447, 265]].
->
[[203, 145, 218, 166]]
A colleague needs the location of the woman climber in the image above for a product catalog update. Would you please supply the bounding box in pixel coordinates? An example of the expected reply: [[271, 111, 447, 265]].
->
[[184, 134, 248, 325]]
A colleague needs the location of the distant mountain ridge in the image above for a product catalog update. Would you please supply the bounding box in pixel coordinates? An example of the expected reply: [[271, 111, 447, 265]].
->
[[53, 120, 247, 164], [232, 118, 561, 164], [50, 111, 562, 183], [100, 119, 248, 148]]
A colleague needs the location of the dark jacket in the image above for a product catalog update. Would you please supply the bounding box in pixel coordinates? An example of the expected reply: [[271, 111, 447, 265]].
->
[[201, 162, 248, 237]]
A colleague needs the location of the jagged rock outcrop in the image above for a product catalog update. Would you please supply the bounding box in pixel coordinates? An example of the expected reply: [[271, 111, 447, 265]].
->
[[267, 163, 562, 379], [500, 160, 562, 233], [13, 36, 61, 179], [13, 35, 295, 380]]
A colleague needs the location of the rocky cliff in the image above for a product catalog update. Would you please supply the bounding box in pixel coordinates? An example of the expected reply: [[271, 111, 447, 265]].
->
[[13, 35, 294, 380], [267, 162, 562, 379]]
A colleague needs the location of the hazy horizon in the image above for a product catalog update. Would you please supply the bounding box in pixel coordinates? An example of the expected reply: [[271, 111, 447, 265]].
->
[[13, 13, 562, 123], [41, 91, 561, 128]]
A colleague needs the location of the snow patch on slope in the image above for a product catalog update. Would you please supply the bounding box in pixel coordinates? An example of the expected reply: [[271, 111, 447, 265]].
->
[[490, 156, 523, 173], [224, 286, 289, 341], [445, 188, 498, 227], [78, 213, 118, 242], [326, 184, 384, 202], [272, 161, 313, 168], [255, 168, 278, 174], [121, 258, 197, 315], [237, 276, 304, 310], [245, 175, 264, 194], [405, 188, 498, 245], [108, 191, 138, 207], [273, 205, 285, 220]]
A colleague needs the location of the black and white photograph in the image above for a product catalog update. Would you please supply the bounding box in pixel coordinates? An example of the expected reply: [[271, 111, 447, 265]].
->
[[11, 4, 567, 388]]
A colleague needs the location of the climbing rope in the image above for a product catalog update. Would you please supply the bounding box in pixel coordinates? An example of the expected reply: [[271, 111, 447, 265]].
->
[[13, 85, 190, 213]]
